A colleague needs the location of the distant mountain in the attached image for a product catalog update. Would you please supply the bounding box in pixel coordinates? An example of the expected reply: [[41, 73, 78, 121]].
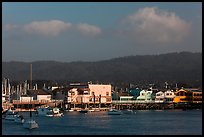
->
[[2, 52, 202, 87]]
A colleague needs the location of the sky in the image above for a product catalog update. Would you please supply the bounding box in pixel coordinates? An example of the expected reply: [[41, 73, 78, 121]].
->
[[2, 2, 202, 62]]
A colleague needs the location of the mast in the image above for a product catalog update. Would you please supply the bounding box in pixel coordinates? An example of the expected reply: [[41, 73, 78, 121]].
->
[[30, 64, 32, 119], [30, 64, 32, 90]]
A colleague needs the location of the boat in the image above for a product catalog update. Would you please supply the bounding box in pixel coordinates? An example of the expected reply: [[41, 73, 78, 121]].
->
[[23, 94, 39, 129], [88, 109, 100, 112], [23, 103, 39, 129], [4, 108, 19, 121], [23, 96, 38, 128], [67, 109, 74, 112], [36, 106, 52, 116], [23, 119, 39, 129], [46, 107, 64, 117], [23, 108, 39, 129], [36, 106, 63, 117], [122, 109, 134, 114], [78, 109, 88, 113], [107, 109, 122, 115], [23, 64, 39, 129]]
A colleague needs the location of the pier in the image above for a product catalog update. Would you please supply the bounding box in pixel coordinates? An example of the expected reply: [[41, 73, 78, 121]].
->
[[111, 100, 202, 110]]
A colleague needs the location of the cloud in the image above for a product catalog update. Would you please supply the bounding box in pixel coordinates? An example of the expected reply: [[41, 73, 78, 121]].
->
[[76, 23, 101, 36], [23, 20, 72, 36], [21, 20, 101, 37], [122, 7, 191, 43], [3, 24, 19, 31]]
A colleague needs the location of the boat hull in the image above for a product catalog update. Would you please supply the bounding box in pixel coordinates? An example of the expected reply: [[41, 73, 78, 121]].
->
[[78, 110, 88, 113]]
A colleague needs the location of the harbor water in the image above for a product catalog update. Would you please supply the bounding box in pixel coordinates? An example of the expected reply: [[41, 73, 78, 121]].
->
[[2, 109, 202, 135]]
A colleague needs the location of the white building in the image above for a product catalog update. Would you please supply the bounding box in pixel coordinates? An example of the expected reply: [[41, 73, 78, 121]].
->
[[164, 90, 175, 103], [68, 83, 112, 107], [136, 89, 153, 103], [155, 91, 165, 103]]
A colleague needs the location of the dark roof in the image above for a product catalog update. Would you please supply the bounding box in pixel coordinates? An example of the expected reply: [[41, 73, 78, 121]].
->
[[21, 95, 30, 97], [183, 88, 202, 92], [52, 87, 70, 93], [27, 89, 51, 95]]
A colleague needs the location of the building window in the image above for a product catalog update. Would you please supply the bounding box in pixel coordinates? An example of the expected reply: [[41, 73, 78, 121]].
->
[[106, 98, 111, 102], [106, 92, 109, 96]]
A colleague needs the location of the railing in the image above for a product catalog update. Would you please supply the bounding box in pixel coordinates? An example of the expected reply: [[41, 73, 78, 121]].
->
[[112, 100, 155, 104], [12, 99, 63, 104]]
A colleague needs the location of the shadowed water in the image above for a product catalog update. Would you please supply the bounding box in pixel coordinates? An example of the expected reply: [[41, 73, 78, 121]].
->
[[2, 109, 202, 135]]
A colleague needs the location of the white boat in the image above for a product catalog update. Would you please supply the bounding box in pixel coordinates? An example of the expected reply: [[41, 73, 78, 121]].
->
[[37, 107, 63, 117], [46, 107, 63, 117], [4, 108, 18, 121], [107, 109, 122, 115], [36, 107, 52, 116]]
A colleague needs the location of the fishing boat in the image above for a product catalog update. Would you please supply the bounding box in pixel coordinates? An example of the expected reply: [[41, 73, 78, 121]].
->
[[107, 109, 122, 115]]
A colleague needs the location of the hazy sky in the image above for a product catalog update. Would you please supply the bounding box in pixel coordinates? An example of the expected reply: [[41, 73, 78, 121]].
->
[[2, 2, 202, 62]]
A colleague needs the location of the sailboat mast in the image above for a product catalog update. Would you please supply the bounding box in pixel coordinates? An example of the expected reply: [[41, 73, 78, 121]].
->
[[30, 64, 32, 90], [30, 64, 32, 119]]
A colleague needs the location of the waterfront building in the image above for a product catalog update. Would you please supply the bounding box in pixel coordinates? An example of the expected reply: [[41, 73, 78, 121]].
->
[[183, 88, 202, 103], [88, 84, 112, 104], [192, 91, 202, 103], [164, 90, 175, 103], [155, 91, 165, 103], [173, 88, 192, 103], [136, 89, 153, 103], [128, 88, 142, 99], [36, 90, 52, 102], [67, 83, 112, 109], [154, 90, 175, 103], [20, 95, 34, 102]]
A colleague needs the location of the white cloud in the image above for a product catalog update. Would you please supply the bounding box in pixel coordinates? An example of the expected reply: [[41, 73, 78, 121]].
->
[[76, 23, 101, 36], [22, 20, 101, 37], [23, 20, 72, 36], [122, 7, 191, 43]]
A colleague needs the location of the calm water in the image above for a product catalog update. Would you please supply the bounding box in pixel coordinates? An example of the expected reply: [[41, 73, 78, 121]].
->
[[2, 109, 202, 135]]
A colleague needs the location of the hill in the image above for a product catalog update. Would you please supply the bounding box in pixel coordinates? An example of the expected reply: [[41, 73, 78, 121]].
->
[[2, 52, 202, 88]]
